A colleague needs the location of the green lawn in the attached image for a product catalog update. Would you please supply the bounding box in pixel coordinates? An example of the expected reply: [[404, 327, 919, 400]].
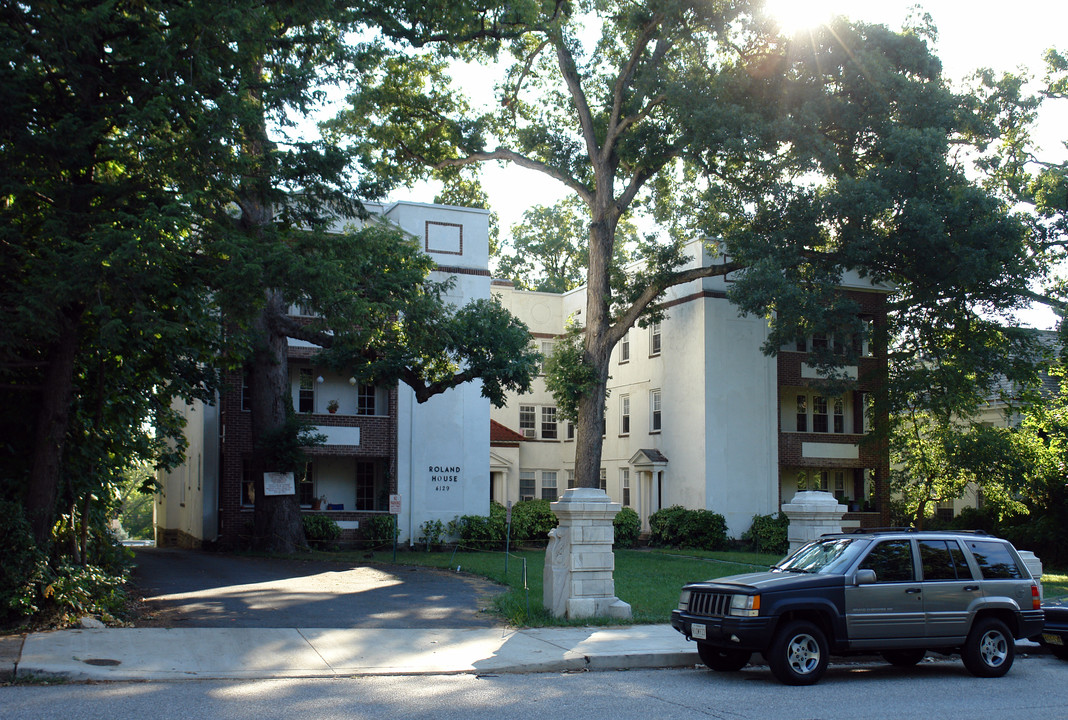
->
[[310, 546, 782, 626]]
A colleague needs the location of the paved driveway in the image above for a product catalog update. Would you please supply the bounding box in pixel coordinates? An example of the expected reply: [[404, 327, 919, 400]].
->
[[131, 547, 504, 629]]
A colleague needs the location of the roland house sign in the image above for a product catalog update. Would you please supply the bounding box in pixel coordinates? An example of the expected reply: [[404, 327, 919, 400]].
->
[[427, 463, 463, 511]]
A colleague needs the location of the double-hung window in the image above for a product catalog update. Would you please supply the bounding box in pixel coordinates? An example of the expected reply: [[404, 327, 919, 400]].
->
[[620, 395, 630, 435], [650, 389, 662, 432]]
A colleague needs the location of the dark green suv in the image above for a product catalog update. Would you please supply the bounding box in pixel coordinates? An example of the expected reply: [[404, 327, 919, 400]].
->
[[671, 530, 1044, 685]]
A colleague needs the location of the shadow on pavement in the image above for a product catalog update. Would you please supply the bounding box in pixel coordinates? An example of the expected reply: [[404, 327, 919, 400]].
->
[[131, 547, 505, 629]]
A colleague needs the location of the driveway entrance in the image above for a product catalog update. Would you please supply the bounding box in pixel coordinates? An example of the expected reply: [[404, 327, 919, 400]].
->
[[131, 547, 504, 629]]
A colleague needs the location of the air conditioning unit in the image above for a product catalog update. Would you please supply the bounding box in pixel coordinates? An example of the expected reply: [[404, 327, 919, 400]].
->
[[522, 428, 537, 438]]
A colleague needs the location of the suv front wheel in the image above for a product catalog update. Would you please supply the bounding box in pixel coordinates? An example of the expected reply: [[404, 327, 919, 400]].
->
[[767, 620, 829, 685], [962, 617, 1014, 678]]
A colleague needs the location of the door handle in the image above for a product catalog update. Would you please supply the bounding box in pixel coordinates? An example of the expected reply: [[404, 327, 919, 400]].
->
[[963, 586, 979, 592], [905, 587, 921, 594]]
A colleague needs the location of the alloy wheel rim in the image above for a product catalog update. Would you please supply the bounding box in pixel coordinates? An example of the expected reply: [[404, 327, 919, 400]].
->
[[787, 633, 820, 674], [979, 630, 1008, 667]]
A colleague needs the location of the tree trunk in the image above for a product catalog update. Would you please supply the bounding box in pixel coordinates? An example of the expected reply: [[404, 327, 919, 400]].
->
[[574, 215, 616, 489], [25, 314, 81, 547], [249, 289, 306, 553]]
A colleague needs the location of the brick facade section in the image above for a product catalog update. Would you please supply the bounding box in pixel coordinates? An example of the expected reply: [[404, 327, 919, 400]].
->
[[776, 289, 891, 525], [214, 354, 400, 548]]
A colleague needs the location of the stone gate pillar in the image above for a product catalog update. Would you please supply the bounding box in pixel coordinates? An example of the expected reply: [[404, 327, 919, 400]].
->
[[545, 488, 632, 619], [782, 490, 847, 553]]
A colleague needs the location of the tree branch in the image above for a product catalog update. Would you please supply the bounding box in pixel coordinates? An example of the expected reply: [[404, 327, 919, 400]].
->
[[431, 147, 593, 205]]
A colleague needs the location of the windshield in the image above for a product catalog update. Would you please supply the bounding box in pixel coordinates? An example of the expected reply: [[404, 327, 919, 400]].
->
[[774, 538, 867, 575]]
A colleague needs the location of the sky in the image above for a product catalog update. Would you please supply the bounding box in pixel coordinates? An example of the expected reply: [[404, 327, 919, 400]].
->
[[381, 1, 1068, 327]]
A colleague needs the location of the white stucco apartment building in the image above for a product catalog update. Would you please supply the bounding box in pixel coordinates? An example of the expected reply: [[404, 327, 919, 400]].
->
[[489, 241, 892, 536], [156, 202, 892, 548]]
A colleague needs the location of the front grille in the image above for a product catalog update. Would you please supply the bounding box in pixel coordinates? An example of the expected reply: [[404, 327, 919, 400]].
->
[[689, 591, 732, 617]]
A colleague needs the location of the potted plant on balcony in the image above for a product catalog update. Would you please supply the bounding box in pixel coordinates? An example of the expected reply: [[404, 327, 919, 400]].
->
[[326, 399, 339, 414], [312, 494, 326, 511]]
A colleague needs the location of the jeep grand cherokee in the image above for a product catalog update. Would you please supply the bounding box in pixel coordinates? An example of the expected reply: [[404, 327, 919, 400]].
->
[[671, 530, 1044, 685]]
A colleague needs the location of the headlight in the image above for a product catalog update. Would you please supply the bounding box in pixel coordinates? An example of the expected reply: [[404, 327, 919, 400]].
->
[[729, 594, 760, 617], [677, 589, 691, 611]]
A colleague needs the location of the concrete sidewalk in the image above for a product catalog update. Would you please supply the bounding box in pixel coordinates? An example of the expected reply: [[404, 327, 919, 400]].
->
[[7, 625, 699, 682]]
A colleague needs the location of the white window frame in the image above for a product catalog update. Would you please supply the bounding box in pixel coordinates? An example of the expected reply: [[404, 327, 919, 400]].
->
[[519, 471, 537, 501], [650, 389, 662, 432], [519, 405, 536, 438], [541, 471, 558, 501], [619, 330, 630, 363], [621, 468, 630, 506], [620, 394, 630, 435], [541, 406, 558, 439], [650, 321, 662, 356]]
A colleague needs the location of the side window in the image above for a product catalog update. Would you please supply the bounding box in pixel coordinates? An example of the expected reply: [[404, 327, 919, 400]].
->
[[968, 540, 1023, 579], [859, 540, 915, 583], [919, 540, 971, 581]]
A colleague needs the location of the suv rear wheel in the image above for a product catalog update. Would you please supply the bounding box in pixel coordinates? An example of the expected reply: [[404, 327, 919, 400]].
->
[[962, 617, 1014, 678], [697, 643, 751, 672], [767, 620, 829, 685]]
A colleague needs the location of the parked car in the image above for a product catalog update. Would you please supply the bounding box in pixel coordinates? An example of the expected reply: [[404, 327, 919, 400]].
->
[[1039, 604, 1068, 660], [671, 529, 1044, 685]]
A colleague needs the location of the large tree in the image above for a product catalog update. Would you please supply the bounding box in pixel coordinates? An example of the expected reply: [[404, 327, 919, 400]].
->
[[165, 0, 543, 552], [328, 1, 1036, 501], [1, 0, 542, 558], [0, 0, 223, 547]]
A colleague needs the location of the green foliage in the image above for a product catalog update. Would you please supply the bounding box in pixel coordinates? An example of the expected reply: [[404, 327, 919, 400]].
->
[[612, 507, 642, 549], [510, 499, 558, 544], [543, 330, 600, 424], [417, 519, 446, 549], [648, 505, 729, 551], [43, 564, 129, 623], [0, 501, 48, 619], [741, 512, 790, 555], [302, 514, 342, 547], [448, 501, 509, 549], [448, 499, 558, 549], [365, 515, 400, 546]]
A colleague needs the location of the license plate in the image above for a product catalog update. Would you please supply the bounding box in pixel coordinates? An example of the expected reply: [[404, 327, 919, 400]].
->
[[1043, 632, 1064, 646], [691, 623, 707, 640]]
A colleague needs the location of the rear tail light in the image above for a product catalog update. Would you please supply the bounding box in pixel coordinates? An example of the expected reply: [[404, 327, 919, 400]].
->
[[1033, 584, 1041, 611]]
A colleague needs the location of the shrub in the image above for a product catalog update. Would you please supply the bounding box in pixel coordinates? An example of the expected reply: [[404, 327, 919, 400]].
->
[[46, 563, 129, 622], [613, 506, 641, 548], [742, 512, 789, 555], [0, 500, 48, 619], [302, 514, 341, 547], [417, 519, 446, 549], [511, 499, 558, 544], [365, 514, 399, 547], [648, 505, 689, 547], [648, 505, 729, 550], [449, 501, 508, 549]]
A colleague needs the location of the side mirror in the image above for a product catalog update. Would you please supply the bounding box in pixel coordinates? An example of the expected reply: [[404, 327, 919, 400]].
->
[[855, 569, 877, 585]]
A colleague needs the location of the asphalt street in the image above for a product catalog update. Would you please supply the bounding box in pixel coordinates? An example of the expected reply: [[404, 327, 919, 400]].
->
[[130, 547, 505, 629], [4, 657, 1067, 720]]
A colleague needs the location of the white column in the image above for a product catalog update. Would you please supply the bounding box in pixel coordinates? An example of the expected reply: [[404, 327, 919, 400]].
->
[[544, 488, 632, 619], [781, 490, 847, 553]]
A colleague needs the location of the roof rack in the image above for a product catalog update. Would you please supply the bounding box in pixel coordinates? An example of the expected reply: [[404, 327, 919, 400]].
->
[[838, 528, 990, 536]]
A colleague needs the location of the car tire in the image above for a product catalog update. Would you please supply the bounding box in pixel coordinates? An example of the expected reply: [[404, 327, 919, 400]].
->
[[881, 648, 926, 667], [697, 643, 751, 672], [962, 617, 1014, 678], [767, 620, 829, 685]]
